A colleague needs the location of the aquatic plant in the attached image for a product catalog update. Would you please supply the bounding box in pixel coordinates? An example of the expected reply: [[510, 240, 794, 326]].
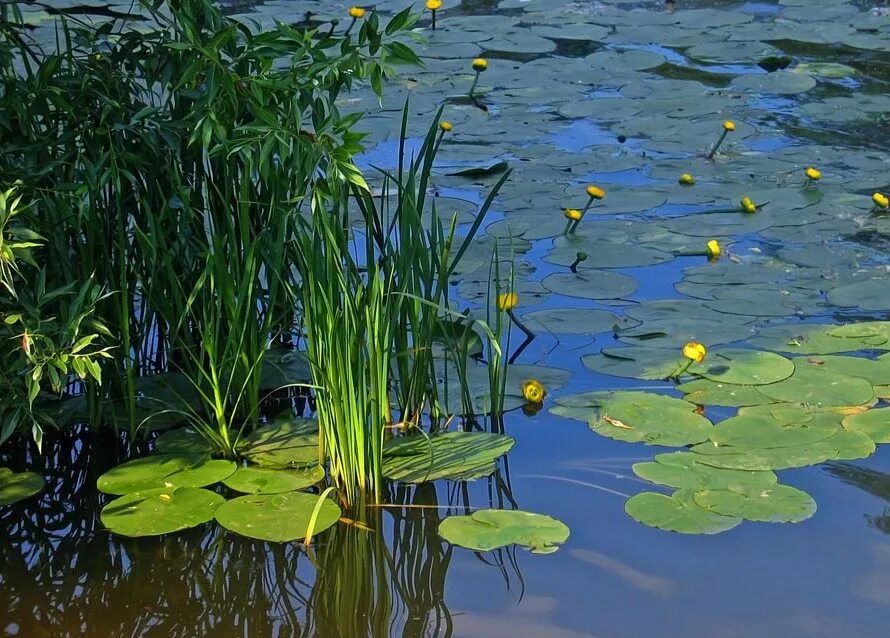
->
[[707, 120, 736, 159]]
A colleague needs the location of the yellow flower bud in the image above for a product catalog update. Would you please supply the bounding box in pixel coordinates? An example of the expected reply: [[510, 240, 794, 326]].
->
[[522, 379, 546, 404], [586, 185, 606, 199], [679, 173, 695, 185], [159, 493, 172, 503], [497, 291, 518, 311], [722, 120, 736, 132], [348, 6, 366, 18], [742, 201, 757, 214], [706, 239, 721, 258], [873, 192, 889, 209], [682, 342, 707, 363], [426, 0, 442, 9], [472, 58, 488, 72], [805, 166, 821, 181], [564, 208, 582, 221], [439, 121, 452, 132]]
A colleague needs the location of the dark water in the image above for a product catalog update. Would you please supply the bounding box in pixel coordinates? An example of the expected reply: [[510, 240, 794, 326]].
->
[[5, 0, 890, 636]]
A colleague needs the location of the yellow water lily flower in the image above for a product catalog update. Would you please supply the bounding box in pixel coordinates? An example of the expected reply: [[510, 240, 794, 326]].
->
[[439, 121, 452, 132], [522, 379, 546, 404], [682, 342, 707, 363], [472, 58, 488, 72], [348, 6, 366, 18], [722, 120, 736, 132], [679, 173, 695, 185], [497, 291, 518, 311], [586, 184, 606, 199], [159, 493, 172, 503], [805, 166, 822, 181], [706, 239, 721, 258], [426, 0, 442, 9], [872, 192, 889, 209], [564, 208, 582, 221], [739, 196, 757, 213]]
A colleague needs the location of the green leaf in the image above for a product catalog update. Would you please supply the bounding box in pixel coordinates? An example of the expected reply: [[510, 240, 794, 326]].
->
[[439, 509, 570, 554], [842, 408, 890, 444], [215, 491, 341, 543], [0, 468, 45, 506], [633, 452, 778, 491], [625, 490, 742, 535], [382, 431, 514, 483], [552, 391, 713, 447], [101, 487, 224, 537], [222, 465, 324, 494], [236, 417, 319, 469], [97, 454, 205, 495], [694, 484, 816, 523], [690, 349, 795, 386]]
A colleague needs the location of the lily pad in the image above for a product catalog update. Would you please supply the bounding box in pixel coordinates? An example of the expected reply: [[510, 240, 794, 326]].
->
[[154, 459, 237, 490], [694, 484, 817, 524], [100, 487, 224, 537], [382, 431, 515, 483], [97, 454, 205, 495], [236, 417, 319, 469], [438, 509, 570, 554], [625, 490, 742, 535], [215, 491, 341, 543], [678, 379, 774, 407], [0, 468, 45, 506], [757, 362, 876, 408], [154, 427, 216, 455], [552, 391, 713, 447], [633, 452, 778, 491], [690, 349, 795, 386], [690, 430, 876, 471], [542, 269, 638, 300], [582, 346, 684, 381], [222, 465, 324, 494], [842, 408, 890, 444]]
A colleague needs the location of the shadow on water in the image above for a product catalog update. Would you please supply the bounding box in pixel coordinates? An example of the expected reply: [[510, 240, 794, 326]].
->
[[824, 463, 890, 536]]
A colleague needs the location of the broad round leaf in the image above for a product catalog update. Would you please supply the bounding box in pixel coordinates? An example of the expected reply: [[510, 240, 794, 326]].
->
[[552, 391, 712, 447], [236, 417, 318, 469], [382, 432, 514, 483], [843, 408, 890, 444], [97, 454, 205, 495], [0, 468, 45, 506], [757, 362, 876, 408], [222, 465, 324, 494], [625, 490, 741, 535], [439, 509, 570, 554], [101, 487, 224, 537], [694, 484, 817, 523], [215, 491, 340, 543], [633, 452, 777, 491], [690, 349, 795, 386]]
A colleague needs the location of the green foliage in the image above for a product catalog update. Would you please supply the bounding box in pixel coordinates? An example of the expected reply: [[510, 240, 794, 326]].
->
[[438, 509, 570, 554], [0, 0, 420, 453]]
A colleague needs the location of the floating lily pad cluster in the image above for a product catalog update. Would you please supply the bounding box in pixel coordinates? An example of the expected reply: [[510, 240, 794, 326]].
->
[[97, 417, 343, 542], [553, 334, 890, 534]]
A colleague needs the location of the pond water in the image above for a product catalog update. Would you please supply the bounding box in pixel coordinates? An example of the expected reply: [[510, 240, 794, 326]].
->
[[5, 0, 890, 636]]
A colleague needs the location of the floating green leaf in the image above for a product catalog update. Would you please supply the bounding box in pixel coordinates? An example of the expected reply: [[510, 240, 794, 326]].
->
[[222, 465, 324, 494], [633, 452, 777, 491], [0, 468, 45, 506], [438, 509, 570, 554], [843, 408, 890, 444], [154, 427, 216, 455], [582, 346, 683, 381], [690, 349, 795, 385], [625, 490, 742, 535], [382, 431, 514, 483], [215, 491, 340, 543], [101, 487, 224, 537], [236, 417, 318, 469], [552, 391, 712, 447], [694, 484, 816, 523], [678, 378, 773, 407], [757, 362, 875, 408], [97, 454, 204, 495]]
